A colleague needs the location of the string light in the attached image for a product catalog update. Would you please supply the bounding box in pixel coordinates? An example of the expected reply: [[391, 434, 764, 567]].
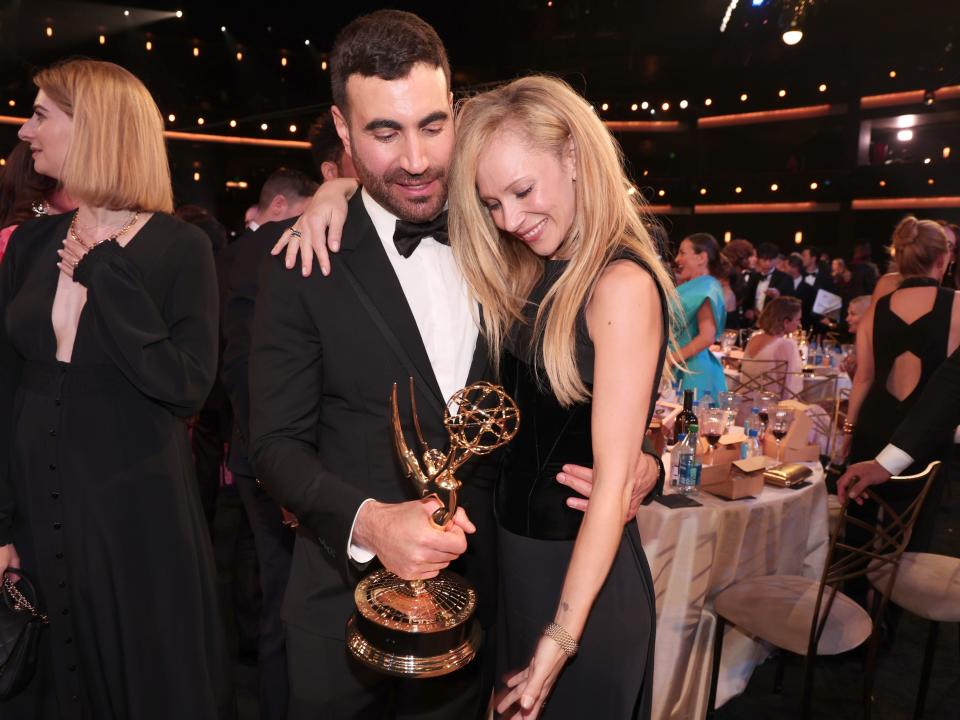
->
[[601, 103, 609, 111], [193, 171, 201, 182], [145, 40, 153, 51], [281, 56, 288, 67], [734, 186, 742, 194], [229, 119, 237, 128], [923, 157, 931, 165], [770, 183, 779, 192], [289, 124, 298, 133], [679, 99, 688, 109], [321, 60, 328, 71], [642, 169, 649, 176], [220, 25, 226, 32], [794, 231, 803, 245], [778, 89, 787, 98], [45, 25, 54, 38], [818, 83, 828, 92], [809, 181, 818, 190], [167, 113, 176, 122], [641, 101, 649, 110], [99, 34, 106, 45], [7, 100, 14, 108], [928, 178, 935, 185], [740, 93, 748, 102], [197, 117, 204, 126], [236, 51, 243, 62], [0, 158, 5, 167], [888, 70, 897, 79], [658, 189, 666, 197], [700, 187, 708, 196], [630, 103, 638, 111], [124, 10, 131, 17], [661, 102, 670, 111], [944, 147, 952, 159], [879, 180, 887, 187], [193, 45, 200, 57], [260, 123, 269, 131], [704, 98, 713, 106], [723, 231, 732, 244], [304, 39, 311, 46], [175, 10, 183, 18]]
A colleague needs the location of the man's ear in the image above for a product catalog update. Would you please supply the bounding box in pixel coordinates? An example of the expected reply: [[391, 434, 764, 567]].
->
[[320, 161, 340, 183], [331, 105, 352, 157]]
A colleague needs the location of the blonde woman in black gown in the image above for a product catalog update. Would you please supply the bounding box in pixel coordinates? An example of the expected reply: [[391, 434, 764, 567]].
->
[[0, 60, 230, 718], [448, 76, 676, 719]]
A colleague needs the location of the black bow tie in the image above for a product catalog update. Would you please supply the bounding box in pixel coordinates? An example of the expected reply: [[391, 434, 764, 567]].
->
[[393, 211, 449, 258]]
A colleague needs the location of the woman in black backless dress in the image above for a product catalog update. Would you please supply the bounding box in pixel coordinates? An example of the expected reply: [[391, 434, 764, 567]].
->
[[846, 216, 959, 553], [0, 60, 230, 718], [449, 76, 677, 719]]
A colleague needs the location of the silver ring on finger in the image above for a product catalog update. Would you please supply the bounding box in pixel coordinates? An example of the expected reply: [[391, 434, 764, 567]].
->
[[289, 228, 303, 239]]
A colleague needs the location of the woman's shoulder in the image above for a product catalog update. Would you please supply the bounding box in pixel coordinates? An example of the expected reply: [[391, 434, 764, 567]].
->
[[594, 257, 660, 303], [2, 212, 72, 264]]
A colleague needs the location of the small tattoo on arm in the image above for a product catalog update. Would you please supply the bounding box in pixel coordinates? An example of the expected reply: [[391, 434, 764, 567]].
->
[[561, 601, 570, 613]]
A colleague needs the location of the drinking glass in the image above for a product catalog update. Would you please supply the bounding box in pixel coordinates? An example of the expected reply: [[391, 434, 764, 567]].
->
[[770, 408, 794, 462], [702, 408, 726, 465], [757, 392, 778, 438], [721, 330, 738, 354]]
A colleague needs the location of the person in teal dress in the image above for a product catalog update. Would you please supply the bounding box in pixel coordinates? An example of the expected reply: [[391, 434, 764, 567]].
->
[[674, 233, 729, 399]]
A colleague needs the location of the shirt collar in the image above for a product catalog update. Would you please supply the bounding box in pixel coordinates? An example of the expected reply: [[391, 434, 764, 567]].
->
[[360, 188, 450, 257]]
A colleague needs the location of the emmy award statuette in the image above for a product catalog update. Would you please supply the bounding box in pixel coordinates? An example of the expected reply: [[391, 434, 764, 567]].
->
[[346, 380, 519, 677]]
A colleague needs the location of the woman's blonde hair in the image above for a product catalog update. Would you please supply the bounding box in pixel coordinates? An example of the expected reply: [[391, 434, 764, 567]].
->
[[448, 75, 679, 406], [758, 296, 802, 336], [890, 216, 948, 277], [34, 59, 172, 213]]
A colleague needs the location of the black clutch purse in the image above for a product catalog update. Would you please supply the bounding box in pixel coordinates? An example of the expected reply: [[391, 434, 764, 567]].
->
[[0, 568, 48, 699]]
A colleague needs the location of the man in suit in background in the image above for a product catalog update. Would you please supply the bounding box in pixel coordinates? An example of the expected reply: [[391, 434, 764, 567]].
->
[[801, 245, 838, 334], [752, 242, 796, 317], [220, 166, 319, 720]]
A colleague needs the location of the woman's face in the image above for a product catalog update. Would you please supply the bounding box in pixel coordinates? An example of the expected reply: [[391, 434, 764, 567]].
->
[[18, 90, 73, 181], [782, 311, 802, 335], [475, 128, 577, 259], [675, 239, 706, 282]]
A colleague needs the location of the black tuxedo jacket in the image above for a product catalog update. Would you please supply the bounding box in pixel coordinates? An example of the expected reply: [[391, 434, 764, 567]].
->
[[765, 269, 795, 299], [221, 225, 267, 476], [890, 347, 960, 463], [248, 194, 498, 638]]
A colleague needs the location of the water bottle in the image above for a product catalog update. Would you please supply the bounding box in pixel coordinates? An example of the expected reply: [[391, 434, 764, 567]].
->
[[744, 428, 762, 459], [669, 432, 686, 490], [676, 424, 702, 495], [740, 420, 752, 460]]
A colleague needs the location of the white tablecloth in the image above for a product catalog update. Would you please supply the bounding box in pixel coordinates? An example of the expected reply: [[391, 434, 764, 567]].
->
[[636, 465, 829, 720]]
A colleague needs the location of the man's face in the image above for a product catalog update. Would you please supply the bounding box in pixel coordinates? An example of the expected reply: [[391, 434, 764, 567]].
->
[[332, 63, 453, 223], [757, 256, 775, 275], [801, 249, 817, 272]]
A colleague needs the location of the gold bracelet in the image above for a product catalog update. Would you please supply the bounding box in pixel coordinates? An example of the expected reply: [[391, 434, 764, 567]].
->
[[843, 421, 855, 434], [543, 622, 579, 656]]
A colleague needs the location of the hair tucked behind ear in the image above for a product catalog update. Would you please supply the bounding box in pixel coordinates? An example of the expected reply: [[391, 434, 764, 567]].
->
[[449, 75, 681, 406]]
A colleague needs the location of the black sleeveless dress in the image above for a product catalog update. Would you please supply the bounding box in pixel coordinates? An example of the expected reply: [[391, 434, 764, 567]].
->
[[494, 257, 667, 719], [848, 276, 954, 552]]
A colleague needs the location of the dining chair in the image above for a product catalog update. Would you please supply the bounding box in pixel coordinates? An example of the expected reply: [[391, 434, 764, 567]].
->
[[867, 551, 960, 718], [706, 461, 941, 720]]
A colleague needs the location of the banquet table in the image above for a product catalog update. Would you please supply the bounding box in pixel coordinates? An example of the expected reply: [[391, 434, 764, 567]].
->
[[636, 464, 829, 720]]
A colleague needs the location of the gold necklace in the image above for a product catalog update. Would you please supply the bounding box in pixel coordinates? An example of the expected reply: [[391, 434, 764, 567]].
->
[[70, 210, 140, 249]]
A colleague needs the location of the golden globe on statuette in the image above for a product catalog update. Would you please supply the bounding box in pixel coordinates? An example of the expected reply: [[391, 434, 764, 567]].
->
[[346, 380, 519, 677]]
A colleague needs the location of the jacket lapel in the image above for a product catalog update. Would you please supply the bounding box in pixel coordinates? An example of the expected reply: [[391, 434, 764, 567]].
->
[[338, 194, 447, 420]]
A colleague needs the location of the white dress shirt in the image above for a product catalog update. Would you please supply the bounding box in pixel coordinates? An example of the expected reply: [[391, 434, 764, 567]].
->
[[755, 271, 773, 313], [348, 190, 480, 562], [876, 444, 914, 476]]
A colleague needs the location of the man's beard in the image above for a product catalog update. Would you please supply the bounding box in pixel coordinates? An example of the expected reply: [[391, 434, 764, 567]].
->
[[352, 150, 447, 224]]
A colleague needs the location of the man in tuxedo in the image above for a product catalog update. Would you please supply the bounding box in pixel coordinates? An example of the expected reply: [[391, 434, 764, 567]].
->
[[800, 245, 838, 334], [751, 242, 795, 318], [838, 346, 960, 550], [220, 167, 318, 720], [248, 11, 659, 718]]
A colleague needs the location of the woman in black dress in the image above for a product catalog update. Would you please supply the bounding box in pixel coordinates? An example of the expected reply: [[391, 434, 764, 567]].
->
[[0, 59, 231, 718], [448, 76, 677, 719], [845, 216, 960, 553]]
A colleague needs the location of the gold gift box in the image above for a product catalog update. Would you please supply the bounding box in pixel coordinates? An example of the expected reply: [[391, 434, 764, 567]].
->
[[762, 463, 814, 488]]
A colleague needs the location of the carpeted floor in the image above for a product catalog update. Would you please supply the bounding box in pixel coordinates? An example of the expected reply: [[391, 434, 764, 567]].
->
[[213, 471, 959, 720]]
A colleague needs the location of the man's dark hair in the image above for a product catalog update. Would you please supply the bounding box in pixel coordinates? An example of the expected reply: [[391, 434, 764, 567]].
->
[[756, 242, 781, 260], [308, 113, 344, 174], [258, 167, 319, 210], [787, 254, 805, 272], [803, 245, 823, 260], [330, 10, 451, 114]]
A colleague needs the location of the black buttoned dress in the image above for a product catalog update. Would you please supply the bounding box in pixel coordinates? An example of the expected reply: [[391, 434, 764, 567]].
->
[[0, 212, 232, 719]]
